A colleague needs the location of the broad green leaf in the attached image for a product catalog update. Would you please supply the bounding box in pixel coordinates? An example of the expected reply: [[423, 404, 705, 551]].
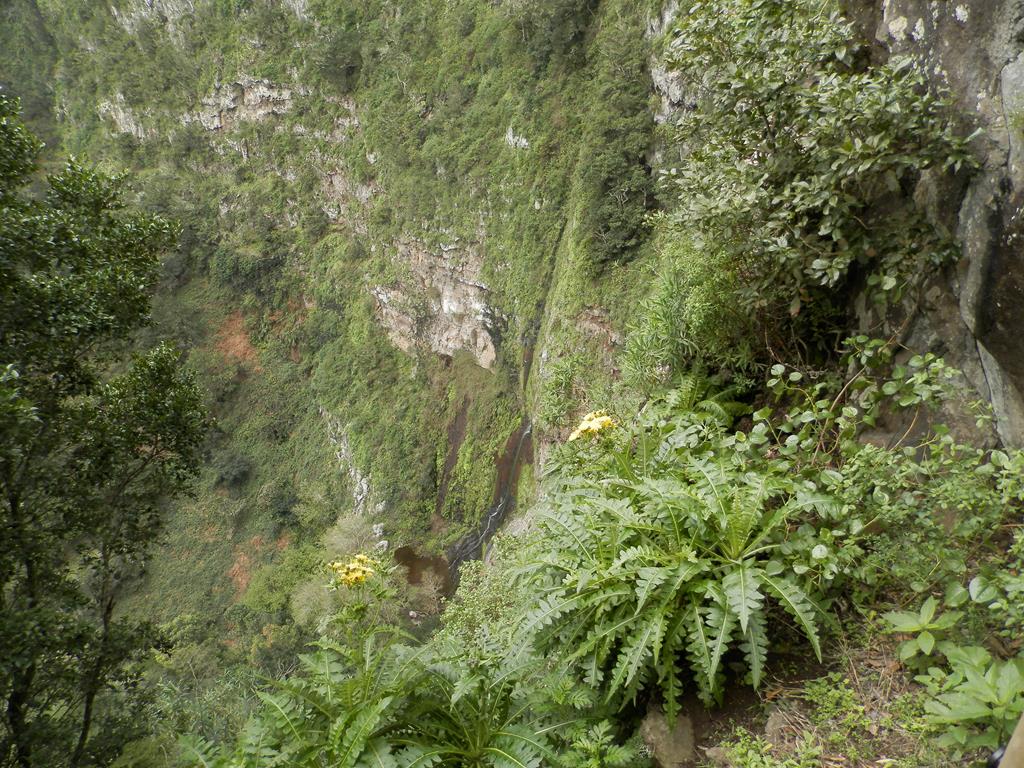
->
[[917, 631, 935, 655]]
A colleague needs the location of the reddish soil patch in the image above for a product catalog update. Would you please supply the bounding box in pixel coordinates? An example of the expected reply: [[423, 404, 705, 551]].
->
[[216, 312, 262, 371], [227, 551, 254, 595], [226, 535, 268, 597]]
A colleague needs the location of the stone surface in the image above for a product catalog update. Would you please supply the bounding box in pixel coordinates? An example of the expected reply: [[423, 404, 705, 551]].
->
[[97, 92, 151, 140], [372, 237, 501, 370], [110, 0, 194, 34], [640, 707, 696, 767], [182, 75, 311, 132], [320, 406, 382, 516], [845, 0, 1024, 445]]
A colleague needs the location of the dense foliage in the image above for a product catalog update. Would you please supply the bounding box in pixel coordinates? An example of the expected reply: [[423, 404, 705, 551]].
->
[[4, 0, 1023, 765], [635, 0, 974, 374], [0, 98, 206, 767]]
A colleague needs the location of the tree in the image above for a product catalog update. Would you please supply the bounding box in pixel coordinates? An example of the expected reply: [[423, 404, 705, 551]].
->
[[0, 96, 206, 767]]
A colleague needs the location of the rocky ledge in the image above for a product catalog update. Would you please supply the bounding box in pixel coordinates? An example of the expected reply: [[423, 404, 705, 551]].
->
[[372, 238, 501, 370]]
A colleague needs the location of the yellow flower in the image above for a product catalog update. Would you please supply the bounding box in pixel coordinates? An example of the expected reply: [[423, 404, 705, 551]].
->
[[329, 555, 377, 588], [568, 410, 618, 441]]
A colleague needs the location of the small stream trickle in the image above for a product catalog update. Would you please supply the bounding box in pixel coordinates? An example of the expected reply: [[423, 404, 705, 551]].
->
[[399, 221, 564, 590], [445, 417, 533, 578]]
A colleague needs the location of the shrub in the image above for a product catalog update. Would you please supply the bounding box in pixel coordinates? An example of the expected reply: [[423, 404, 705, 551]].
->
[[522, 344, 1024, 714], [522, 389, 840, 710], [658, 0, 974, 364]]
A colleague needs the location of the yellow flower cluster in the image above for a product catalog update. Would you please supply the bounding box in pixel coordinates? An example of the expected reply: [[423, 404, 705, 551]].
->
[[568, 410, 617, 441], [329, 554, 376, 587]]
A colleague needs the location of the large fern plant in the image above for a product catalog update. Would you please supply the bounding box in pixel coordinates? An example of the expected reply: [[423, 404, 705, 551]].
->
[[522, 398, 840, 713], [393, 639, 562, 768], [180, 628, 421, 768]]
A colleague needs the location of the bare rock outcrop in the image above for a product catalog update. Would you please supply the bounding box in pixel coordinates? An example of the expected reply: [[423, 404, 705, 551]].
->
[[98, 93, 152, 140], [110, 0, 194, 34], [320, 406, 382, 516], [847, 0, 1024, 445], [182, 76, 311, 132], [372, 238, 501, 369]]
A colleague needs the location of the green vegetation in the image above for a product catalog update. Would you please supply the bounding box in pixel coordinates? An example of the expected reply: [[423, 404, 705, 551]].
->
[[0, 97, 206, 767], [651, 0, 973, 371], [1, 0, 1021, 766]]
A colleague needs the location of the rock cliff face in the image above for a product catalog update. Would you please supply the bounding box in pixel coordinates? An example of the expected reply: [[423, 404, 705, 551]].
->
[[97, 92, 151, 139], [850, 0, 1024, 445], [104, 58, 502, 372], [182, 76, 311, 131], [110, 0, 195, 34], [372, 238, 501, 370]]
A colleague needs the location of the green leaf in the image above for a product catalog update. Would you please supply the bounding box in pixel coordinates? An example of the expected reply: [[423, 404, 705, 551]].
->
[[608, 612, 663, 698], [761, 574, 821, 661], [918, 596, 938, 624], [332, 697, 391, 766], [899, 639, 920, 662], [358, 738, 399, 768], [917, 631, 935, 656], [740, 610, 768, 689], [722, 564, 764, 634], [634, 567, 669, 613], [882, 610, 922, 633]]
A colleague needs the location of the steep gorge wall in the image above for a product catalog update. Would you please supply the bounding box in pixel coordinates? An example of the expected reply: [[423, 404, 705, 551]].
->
[[0, 0, 665, 626], [8, 0, 1024, 629], [853, 0, 1024, 446]]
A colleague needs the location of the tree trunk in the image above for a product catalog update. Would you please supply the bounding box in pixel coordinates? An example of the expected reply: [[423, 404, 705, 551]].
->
[[69, 575, 116, 768], [6, 662, 36, 768]]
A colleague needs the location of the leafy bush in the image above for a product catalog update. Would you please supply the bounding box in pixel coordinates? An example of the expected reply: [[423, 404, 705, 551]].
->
[[538, 354, 586, 429], [622, 236, 759, 386], [523, 389, 840, 710], [885, 598, 1024, 751], [523, 341, 1024, 715], [181, 628, 413, 768], [658, 0, 974, 364]]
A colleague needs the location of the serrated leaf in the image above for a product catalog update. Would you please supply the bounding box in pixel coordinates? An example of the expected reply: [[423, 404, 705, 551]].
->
[[332, 697, 391, 767], [634, 567, 669, 613], [761, 574, 821, 661], [723, 564, 764, 633], [357, 738, 399, 768], [740, 610, 768, 689]]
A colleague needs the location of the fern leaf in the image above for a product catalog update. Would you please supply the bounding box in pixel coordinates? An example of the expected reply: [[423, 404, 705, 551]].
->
[[332, 697, 391, 767], [494, 726, 552, 764], [657, 610, 689, 720], [256, 691, 304, 743], [705, 599, 736, 685], [740, 610, 769, 689], [396, 745, 444, 767], [634, 566, 669, 613], [761, 573, 822, 661], [722, 563, 764, 634], [356, 738, 398, 768], [607, 610, 664, 699], [522, 592, 576, 634], [178, 735, 225, 768], [684, 601, 712, 693]]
